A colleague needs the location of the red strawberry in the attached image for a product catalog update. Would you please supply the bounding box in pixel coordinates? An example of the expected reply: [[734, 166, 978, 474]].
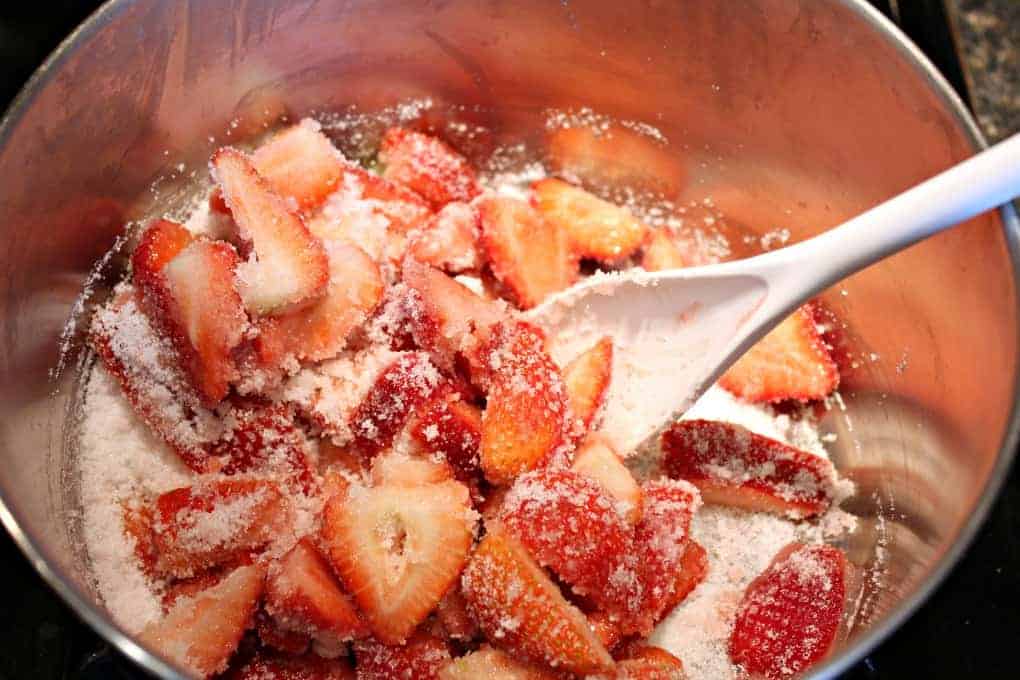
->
[[561, 336, 613, 436], [348, 352, 443, 458], [211, 147, 330, 315], [152, 479, 289, 578], [252, 120, 344, 211], [610, 645, 686, 680], [460, 527, 615, 675], [131, 219, 194, 293], [138, 563, 265, 679], [480, 322, 571, 485], [438, 646, 562, 679], [379, 127, 480, 208], [208, 401, 314, 491], [728, 543, 847, 679], [571, 436, 642, 524], [409, 389, 483, 482], [435, 587, 479, 642], [369, 452, 454, 488], [719, 304, 839, 403], [320, 478, 476, 644], [161, 565, 239, 612], [265, 538, 369, 651], [668, 541, 709, 610], [121, 500, 158, 576], [255, 242, 384, 366], [499, 469, 632, 609], [531, 178, 648, 263], [477, 195, 577, 309], [354, 631, 452, 680], [660, 419, 837, 519], [226, 650, 355, 680], [409, 201, 482, 273], [587, 610, 624, 651], [255, 608, 312, 655]]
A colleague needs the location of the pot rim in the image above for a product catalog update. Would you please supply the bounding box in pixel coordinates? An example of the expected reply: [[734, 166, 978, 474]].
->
[[0, 1, 1016, 678]]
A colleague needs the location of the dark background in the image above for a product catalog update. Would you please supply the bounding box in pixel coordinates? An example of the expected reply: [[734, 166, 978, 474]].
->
[[0, 1, 1017, 678]]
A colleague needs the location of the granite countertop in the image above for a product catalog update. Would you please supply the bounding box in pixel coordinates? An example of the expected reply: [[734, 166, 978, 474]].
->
[[953, 0, 1020, 142]]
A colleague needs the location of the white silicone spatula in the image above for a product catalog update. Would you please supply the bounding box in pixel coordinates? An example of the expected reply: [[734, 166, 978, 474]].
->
[[527, 133, 1020, 456]]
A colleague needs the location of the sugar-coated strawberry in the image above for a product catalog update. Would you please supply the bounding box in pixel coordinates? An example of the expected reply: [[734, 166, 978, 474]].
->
[[348, 352, 443, 457], [728, 543, 847, 679], [460, 527, 615, 675], [435, 586, 479, 642], [354, 631, 452, 680], [719, 304, 839, 403], [370, 452, 454, 488], [410, 389, 483, 482], [668, 541, 709, 610], [211, 147, 330, 315], [410, 201, 482, 273], [499, 469, 632, 608], [122, 500, 158, 576], [438, 646, 562, 680], [379, 127, 480, 208], [151, 479, 289, 578], [321, 478, 476, 644], [660, 419, 837, 519], [252, 119, 344, 211], [401, 257, 507, 375], [256, 242, 384, 366], [255, 608, 312, 655], [480, 322, 571, 485], [138, 563, 265, 679], [226, 649, 356, 680], [561, 336, 613, 437], [531, 178, 648, 263], [610, 645, 686, 680], [131, 219, 194, 293], [640, 228, 691, 271], [587, 610, 624, 651], [265, 538, 369, 651], [477, 195, 577, 309], [571, 436, 642, 524], [160, 561, 254, 612], [210, 402, 314, 491]]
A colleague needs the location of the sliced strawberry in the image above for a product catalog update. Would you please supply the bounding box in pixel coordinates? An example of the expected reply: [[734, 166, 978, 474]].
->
[[227, 650, 355, 680], [668, 541, 709, 610], [152, 479, 289, 578], [438, 646, 561, 680], [252, 120, 344, 211], [255, 242, 384, 366], [265, 538, 369, 651], [571, 436, 642, 524], [611, 645, 686, 680], [460, 526, 615, 675], [138, 563, 265, 679], [379, 127, 480, 208], [131, 219, 194, 293], [435, 587, 479, 642], [480, 322, 571, 485], [477, 195, 577, 309], [211, 147, 330, 315], [587, 610, 624, 651], [531, 178, 648, 263], [348, 352, 443, 458], [719, 304, 839, 403], [209, 401, 314, 491], [561, 336, 613, 436], [660, 419, 837, 519], [640, 228, 691, 271], [499, 469, 632, 609], [122, 500, 158, 575], [401, 257, 507, 375], [728, 543, 847, 679], [409, 201, 482, 273], [410, 389, 483, 482], [255, 608, 312, 655], [321, 479, 476, 644], [162, 565, 236, 612], [354, 631, 452, 680], [370, 452, 453, 488]]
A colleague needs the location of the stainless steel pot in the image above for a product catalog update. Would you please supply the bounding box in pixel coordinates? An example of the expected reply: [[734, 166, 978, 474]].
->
[[0, 1, 1016, 678]]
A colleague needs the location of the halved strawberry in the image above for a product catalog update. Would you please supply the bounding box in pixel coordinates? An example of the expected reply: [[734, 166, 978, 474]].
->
[[436, 587, 479, 642], [611, 645, 686, 680], [480, 322, 571, 485], [252, 119, 344, 211], [354, 631, 452, 680], [438, 646, 561, 680], [531, 178, 648, 264], [348, 352, 443, 458], [255, 242, 384, 366], [460, 526, 615, 675], [211, 147, 330, 315], [561, 336, 613, 437], [226, 650, 355, 680], [660, 419, 837, 519], [409, 389, 483, 482], [499, 469, 632, 609], [571, 436, 642, 524], [321, 478, 476, 644], [152, 479, 289, 578], [401, 257, 507, 375], [265, 538, 369, 651], [138, 563, 265, 679], [719, 304, 839, 403], [477, 195, 577, 309], [728, 543, 847, 679], [379, 127, 480, 208], [255, 608, 312, 655], [209, 401, 314, 491], [409, 201, 482, 273], [370, 452, 454, 488]]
